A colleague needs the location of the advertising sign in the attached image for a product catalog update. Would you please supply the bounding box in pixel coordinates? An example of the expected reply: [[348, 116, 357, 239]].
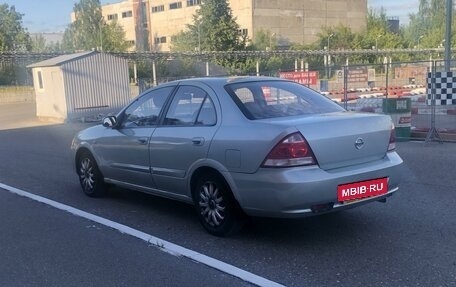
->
[[347, 67, 368, 83], [394, 66, 428, 79], [279, 71, 318, 85], [335, 68, 369, 83]]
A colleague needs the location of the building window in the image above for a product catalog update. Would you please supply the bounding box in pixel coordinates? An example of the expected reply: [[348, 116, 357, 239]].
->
[[107, 14, 118, 21], [37, 71, 44, 90], [122, 11, 133, 18], [169, 2, 182, 10], [154, 37, 167, 44], [127, 40, 135, 46], [152, 5, 164, 13], [186, 0, 201, 7], [238, 28, 248, 35]]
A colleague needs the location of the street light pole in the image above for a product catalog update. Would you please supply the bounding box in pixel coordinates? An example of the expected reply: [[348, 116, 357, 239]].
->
[[269, 33, 276, 50], [327, 33, 334, 51], [326, 34, 334, 79], [198, 23, 201, 52], [375, 34, 382, 50], [418, 35, 424, 49], [99, 17, 104, 52]]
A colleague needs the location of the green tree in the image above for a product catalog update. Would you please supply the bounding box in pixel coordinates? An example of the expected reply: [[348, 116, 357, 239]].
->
[[102, 21, 131, 52], [0, 4, 31, 51], [364, 9, 406, 61], [62, 0, 130, 52], [171, 0, 245, 52], [31, 34, 63, 52], [250, 29, 277, 51], [405, 0, 449, 49], [306, 9, 409, 65], [31, 34, 47, 52]]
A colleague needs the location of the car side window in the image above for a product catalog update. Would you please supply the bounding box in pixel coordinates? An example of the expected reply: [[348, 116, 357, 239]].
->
[[164, 86, 216, 126], [122, 86, 174, 128], [195, 96, 216, 126]]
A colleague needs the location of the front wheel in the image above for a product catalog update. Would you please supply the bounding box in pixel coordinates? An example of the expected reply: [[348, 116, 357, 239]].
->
[[193, 173, 245, 237], [76, 151, 106, 197]]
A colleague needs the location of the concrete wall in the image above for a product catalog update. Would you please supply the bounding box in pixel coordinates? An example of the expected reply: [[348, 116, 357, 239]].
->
[[0, 87, 35, 104], [253, 0, 367, 45]]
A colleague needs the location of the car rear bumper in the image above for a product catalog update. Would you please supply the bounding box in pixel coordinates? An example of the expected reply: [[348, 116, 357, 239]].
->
[[227, 151, 403, 218]]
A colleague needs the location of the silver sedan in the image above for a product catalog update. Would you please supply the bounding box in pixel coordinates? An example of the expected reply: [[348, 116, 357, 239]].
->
[[71, 77, 403, 236]]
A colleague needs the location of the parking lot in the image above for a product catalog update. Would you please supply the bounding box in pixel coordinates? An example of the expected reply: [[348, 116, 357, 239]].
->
[[1, 102, 455, 286]]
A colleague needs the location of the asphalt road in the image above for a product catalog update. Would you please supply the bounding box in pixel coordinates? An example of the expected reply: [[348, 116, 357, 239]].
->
[[0, 191, 250, 287], [0, 103, 455, 286]]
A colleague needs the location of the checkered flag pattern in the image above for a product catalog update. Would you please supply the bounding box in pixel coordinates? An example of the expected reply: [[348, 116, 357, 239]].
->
[[427, 71, 456, 105]]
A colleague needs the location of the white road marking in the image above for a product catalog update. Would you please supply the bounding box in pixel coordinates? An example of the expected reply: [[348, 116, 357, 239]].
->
[[0, 182, 285, 287]]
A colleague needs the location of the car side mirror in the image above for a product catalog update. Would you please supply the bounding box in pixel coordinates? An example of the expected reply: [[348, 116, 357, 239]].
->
[[102, 116, 117, 128]]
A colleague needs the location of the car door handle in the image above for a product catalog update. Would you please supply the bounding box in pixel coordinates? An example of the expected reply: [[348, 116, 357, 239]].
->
[[192, 137, 205, 146], [137, 137, 149, 145]]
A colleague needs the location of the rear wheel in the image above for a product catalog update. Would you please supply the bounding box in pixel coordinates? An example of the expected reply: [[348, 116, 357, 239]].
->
[[193, 173, 245, 236], [77, 151, 106, 197]]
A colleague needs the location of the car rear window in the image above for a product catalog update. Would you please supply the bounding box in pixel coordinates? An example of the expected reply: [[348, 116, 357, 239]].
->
[[225, 80, 344, 119]]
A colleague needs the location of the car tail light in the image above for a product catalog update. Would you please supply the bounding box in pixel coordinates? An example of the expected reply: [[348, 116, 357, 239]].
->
[[388, 123, 396, 151], [262, 133, 317, 167]]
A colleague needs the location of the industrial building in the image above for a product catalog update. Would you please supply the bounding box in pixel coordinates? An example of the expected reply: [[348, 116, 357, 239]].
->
[[96, 0, 367, 51]]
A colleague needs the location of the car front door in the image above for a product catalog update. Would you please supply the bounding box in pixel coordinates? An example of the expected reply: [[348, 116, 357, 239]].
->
[[149, 84, 219, 196], [96, 86, 175, 188]]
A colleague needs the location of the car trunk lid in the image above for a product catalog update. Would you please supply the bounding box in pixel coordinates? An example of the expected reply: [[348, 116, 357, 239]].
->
[[297, 112, 391, 170]]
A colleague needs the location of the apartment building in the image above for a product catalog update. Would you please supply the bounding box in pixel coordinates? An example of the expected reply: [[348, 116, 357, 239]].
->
[[99, 0, 367, 52]]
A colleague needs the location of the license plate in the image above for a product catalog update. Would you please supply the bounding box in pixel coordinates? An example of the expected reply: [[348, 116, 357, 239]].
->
[[337, 178, 388, 202]]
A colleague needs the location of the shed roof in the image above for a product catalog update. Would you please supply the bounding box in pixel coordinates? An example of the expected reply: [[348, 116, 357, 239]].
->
[[27, 51, 97, 68]]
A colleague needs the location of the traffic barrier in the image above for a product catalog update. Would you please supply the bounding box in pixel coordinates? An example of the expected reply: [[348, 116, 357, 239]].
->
[[382, 98, 412, 140]]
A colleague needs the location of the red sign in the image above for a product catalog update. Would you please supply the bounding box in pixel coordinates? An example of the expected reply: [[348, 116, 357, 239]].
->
[[337, 178, 388, 202], [279, 71, 318, 85]]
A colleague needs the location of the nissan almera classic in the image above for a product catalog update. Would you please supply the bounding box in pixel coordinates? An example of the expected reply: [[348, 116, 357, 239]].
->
[[71, 77, 403, 236]]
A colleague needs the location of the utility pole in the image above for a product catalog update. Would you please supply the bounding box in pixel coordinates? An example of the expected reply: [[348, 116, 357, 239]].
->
[[445, 0, 452, 71]]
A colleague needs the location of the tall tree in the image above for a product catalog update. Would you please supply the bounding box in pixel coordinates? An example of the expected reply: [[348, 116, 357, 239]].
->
[[171, 0, 245, 52], [0, 4, 31, 51], [250, 29, 277, 51], [31, 34, 63, 52], [405, 0, 449, 49], [62, 0, 130, 52]]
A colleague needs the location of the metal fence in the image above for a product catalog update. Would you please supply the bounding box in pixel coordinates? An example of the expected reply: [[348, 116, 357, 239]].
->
[[0, 52, 454, 142], [327, 60, 455, 142]]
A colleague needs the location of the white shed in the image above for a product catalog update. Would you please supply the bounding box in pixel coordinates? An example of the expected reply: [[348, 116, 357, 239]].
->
[[28, 51, 130, 121]]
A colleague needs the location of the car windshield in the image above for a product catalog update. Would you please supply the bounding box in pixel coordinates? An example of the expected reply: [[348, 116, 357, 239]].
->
[[225, 80, 345, 120]]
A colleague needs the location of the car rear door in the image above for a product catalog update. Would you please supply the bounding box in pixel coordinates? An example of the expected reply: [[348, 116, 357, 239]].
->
[[149, 83, 219, 195]]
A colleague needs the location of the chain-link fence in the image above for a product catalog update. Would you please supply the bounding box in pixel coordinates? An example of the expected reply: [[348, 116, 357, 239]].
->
[[0, 51, 454, 141]]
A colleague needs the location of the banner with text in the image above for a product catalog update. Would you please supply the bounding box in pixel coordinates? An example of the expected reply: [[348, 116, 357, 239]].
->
[[336, 68, 369, 83], [279, 71, 318, 85]]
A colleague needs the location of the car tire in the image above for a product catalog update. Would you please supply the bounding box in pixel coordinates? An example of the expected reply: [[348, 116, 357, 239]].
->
[[77, 151, 106, 197], [193, 172, 245, 237]]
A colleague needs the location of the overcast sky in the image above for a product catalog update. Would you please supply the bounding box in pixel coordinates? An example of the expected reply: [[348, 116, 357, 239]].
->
[[2, 0, 419, 33]]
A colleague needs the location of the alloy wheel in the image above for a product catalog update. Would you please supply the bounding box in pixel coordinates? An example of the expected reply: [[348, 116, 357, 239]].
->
[[79, 157, 95, 193], [198, 182, 226, 227]]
